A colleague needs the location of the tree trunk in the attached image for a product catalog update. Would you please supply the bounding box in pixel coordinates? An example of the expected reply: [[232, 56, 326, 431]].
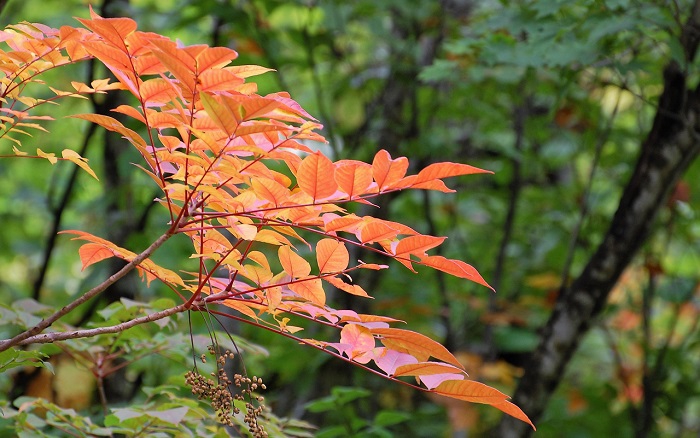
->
[[495, 2, 700, 436]]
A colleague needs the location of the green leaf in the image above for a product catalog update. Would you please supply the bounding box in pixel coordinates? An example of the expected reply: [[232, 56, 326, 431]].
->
[[373, 410, 410, 427], [146, 407, 189, 425], [0, 348, 53, 373]]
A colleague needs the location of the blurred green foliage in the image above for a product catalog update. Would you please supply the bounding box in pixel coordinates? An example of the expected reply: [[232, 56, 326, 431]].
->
[[1, 0, 699, 436]]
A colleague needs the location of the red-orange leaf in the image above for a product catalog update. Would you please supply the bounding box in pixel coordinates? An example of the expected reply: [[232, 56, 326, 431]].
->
[[76, 14, 137, 51], [414, 161, 492, 183], [394, 235, 446, 257], [419, 255, 493, 290], [491, 401, 536, 430], [397, 162, 492, 192], [77, 243, 114, 270], [316, 239, 349, 274], [324, 215, 364, 233], [195, 46, 238, 72], [240, 96, 281, 121], [359, 220, 400, 244], [149, 39, 197, 92], [433, 380, 535, 429], [140, 78, 174, 104], [372, 149, 408, 192], [199, 69, 244, 93], [394, 362, 466, 377], [372, 327, 464, 370], [297, 152, 338, 201], [334, 161, 373, 199], [433, 379, 507, 404], [324, 276, 371, 298]]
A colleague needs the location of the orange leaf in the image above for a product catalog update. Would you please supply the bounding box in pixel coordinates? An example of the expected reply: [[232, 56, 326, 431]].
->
[[76, 14, 137, 51], [240, 96, 282, 121], [324, 215, 364, 233], [409, 179, 454, 193], [394, 235, 445, 257], [251, 177, 290, 207], [288, 278, 326, 306], [414, 162, 492, 183], [278, 246, 311, 279], [112, 105, 146, 124], [433, 379, 508, 404], [78, 41, 139, 95], [324, 276, 371, 298], [139, 78, 174, 104], [418, 255, 493, 290], [359, 220, 400, 244], [297, 152, 338, 201], [199, 69, 244, 92], [491, 401, 536, 430], [200, 93, 240, 137], [221, 299, 261, 321], [372, 149, 408, 192], [397, 162, 492, 191], [149, 39, 196, 92], [266, 286, 282, 311], [394, 362, 466, 377], [195, 46, 238, 72], [334, 161, 373, 198], [316, 239, 349, 274], [77, 243, 115, 270], [70, 114, 147, 149], [371, 327, 464, 370], [434, 381, 534, 429]]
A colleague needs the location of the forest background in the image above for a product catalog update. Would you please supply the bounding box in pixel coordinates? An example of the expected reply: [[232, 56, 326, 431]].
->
[[0, 0, 699, 437]]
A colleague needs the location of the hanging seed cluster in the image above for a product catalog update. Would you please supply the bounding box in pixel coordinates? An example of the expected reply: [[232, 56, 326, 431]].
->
[[185, 347, 268, 437]]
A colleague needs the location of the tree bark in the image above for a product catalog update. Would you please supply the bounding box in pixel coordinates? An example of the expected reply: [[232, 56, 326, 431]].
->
[[495, 2, 700, 436]]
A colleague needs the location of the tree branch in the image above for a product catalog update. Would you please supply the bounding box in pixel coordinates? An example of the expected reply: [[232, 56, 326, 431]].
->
[[14, 303, 187, 346]]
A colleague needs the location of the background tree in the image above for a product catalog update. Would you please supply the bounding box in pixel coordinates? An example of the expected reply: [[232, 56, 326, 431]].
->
[[1, 1, 699, 437]]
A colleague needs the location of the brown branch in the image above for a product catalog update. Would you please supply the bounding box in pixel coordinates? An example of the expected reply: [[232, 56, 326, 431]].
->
[[13, 303, 187, 346], [0, 230, 174, 352]]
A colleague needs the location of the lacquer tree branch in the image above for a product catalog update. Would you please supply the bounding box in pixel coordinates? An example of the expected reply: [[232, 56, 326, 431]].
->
[[495, 2, 700, 435], [13, 303, 187, 346], [0, 231, 174, 352]]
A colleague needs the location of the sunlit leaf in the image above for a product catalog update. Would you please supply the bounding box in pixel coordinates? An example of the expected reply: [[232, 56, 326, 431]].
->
[[372, 149, 408, 191], [288, 278, 326, 306], [372, 327, 464, 369], [278, 245, 311, 278], [297, 152, 338, 201], [316, 239, 349, 274], [61, 149, 98, 180]]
